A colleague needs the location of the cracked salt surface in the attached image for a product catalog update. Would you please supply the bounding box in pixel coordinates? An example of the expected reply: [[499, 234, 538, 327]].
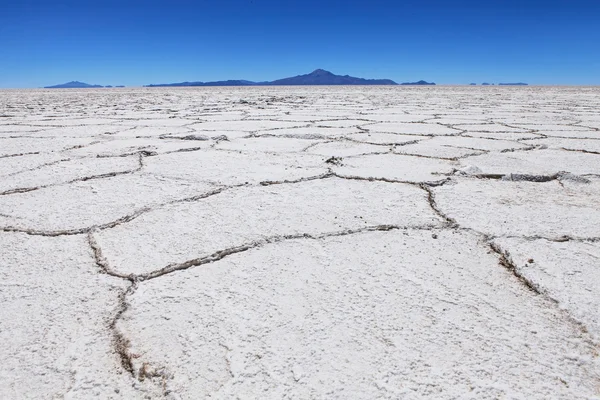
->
[[0, 154, 141, 195], [434, 178, 600, 239], [334, 153, 457, 183], [121, 230, 598, 399], [95, 178, 441, 276], [461, 149, 600, 176], [1, 86, 600, 399]]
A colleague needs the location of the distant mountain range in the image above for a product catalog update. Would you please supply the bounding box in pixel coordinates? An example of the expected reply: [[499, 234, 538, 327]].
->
[[44, 70, 438, 88], [266, 69, 397, 85], [400, 80, 435, 86], [145, 80, 261, 87], [145, 69, 434, 87], [44, 81, 125, 88], [43, 76, 531, 88], [45, 81, 103, 88]]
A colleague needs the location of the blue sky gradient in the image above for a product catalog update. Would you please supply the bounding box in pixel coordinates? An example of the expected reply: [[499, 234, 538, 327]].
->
[[1, 0, 599, 87]]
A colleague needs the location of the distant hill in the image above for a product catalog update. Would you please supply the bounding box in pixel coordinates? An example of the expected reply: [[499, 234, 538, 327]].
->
[[498, 83, 528, 86], [268, 69, 397, 85], [44, 81, 104, 88], [147, 80, 259, 87], [400, 80, 435, 85], [145, 69, 399, 87]]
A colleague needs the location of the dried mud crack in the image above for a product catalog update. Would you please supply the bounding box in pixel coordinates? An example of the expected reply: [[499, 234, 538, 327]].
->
[[111, 284, 137, 376], [140, 224, 416, 281], [488, 241, 542, 295]]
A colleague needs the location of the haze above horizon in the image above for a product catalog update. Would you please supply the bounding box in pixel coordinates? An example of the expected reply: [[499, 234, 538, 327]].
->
[[2, 0, 599, 88]]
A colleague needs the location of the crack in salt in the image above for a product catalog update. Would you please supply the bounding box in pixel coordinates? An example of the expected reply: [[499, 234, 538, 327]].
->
[[0, 153, 145, 196]]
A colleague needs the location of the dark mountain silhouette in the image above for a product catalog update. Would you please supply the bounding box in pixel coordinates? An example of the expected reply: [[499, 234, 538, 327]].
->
[[268, 69, 397, 85], [145, 69, 399, 87], [44, 81, 104, 88], [400, 80, 435, 85], [147, 80, 259, 87]]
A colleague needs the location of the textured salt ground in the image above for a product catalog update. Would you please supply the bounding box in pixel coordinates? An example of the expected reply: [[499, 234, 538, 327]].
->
[[0, 137, 95, 156], [25, 124, 134, 137], [0, 155, 141, 194], [111, 126, 194, 138], [0, 174, 214, 232], [187, 120, 305, 132], [1, 86, 600, 399], [460, 149, 600, 176], [257, 113, 332, 122], [252, 126, 361, 138], [112, 118, 198, 127], [67, 138, 212, 158], [366, 122, 461, 135], [0, 124, 54, 133], [0, 233, 155, 399], [346, 132, 429, 145], [431, 116, 493, 125], [17, 118, 119, 127], [579, 120, 600, 130], [333, 153, 457, 183], [535, 130, 600, 139], [305, 141, 387, 157], [119, 230, 599, 399], [142, 149, 327, 186], [433, 178, 600, 239], [394, 141, 484, 159], [491, 237, 600, 338], [216, 136, 320, 153], [422, 135, 532, 152], [167, 129, 248, 140], [462, 131, 544, 140], [358, 113, 431, 123], [194, 112, 248, 122], [506, 124, 595, 132], [522, 137, 600, 153], [452, 123, 532, 133], [95, 178, 442, 276], [313, 119, 376, 128], [0, 153, 69, 177]]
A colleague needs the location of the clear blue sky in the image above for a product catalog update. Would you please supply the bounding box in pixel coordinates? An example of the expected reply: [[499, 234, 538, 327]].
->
[[1, 0, 599, 87]]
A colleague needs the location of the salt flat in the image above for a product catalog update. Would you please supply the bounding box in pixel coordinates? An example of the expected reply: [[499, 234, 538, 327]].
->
[[1, 86, 599, 399]]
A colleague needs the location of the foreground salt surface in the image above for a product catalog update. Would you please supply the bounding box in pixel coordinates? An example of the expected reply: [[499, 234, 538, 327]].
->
[[1, 87, 599, 399]]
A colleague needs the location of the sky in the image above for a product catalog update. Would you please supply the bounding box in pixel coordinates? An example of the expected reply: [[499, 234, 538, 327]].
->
[[1, 0, 599, 87]]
